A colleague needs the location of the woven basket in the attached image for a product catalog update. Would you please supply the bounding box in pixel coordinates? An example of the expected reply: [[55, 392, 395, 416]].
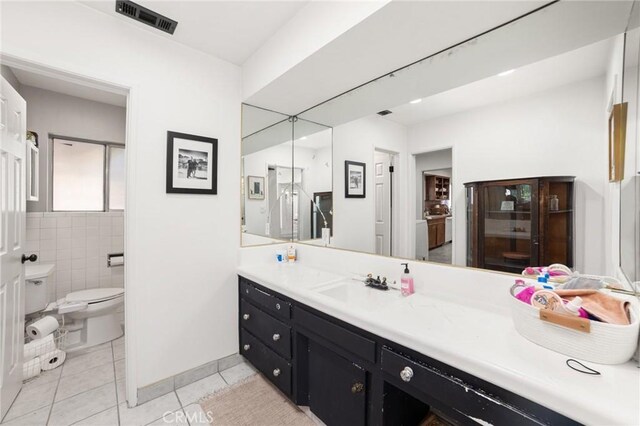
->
[[509, 295, 639, 364]]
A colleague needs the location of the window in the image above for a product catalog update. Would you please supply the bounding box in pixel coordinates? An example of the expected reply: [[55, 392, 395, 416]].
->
[[52, 138, 125, 211]]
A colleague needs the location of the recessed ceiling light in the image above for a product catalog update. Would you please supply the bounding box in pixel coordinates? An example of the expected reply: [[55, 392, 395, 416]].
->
[[498, 69, 515, 77], [410, 98, 422, 104]]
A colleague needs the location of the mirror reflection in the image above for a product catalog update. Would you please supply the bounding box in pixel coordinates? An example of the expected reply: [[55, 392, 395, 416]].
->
[[242, 1, 639, 281]]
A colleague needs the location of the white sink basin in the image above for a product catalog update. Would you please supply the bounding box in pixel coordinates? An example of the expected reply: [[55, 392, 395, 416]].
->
[[316, 280, 404, 311]]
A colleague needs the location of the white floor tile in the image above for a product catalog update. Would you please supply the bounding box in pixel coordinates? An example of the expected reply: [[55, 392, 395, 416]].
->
[[219, 362, 256, 386], [175, 373, 227, 406], [48, 383, 116, 426], [118, 392, 180, 426], [112, 343, 125, 361], [116, 379, 126, 404], [66, 342, 111, 360], [182, 404, 212, 425], [3, 380, 57, 421], [114, 359, 125, 381], [72, 406, 119, 426], [55, 362, 115, 402], [62, 347, 113, 377], [146, 408, 188, 426], [0, 405, 50, 426], [22, 367, 61, 388]]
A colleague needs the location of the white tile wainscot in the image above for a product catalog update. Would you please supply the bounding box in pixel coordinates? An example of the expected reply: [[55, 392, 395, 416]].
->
[[25, 212, 124, 322], [238, 243, 640, 426]]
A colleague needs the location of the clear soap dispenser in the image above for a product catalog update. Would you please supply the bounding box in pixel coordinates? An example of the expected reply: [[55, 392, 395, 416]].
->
[[401, 263, 414, 296]]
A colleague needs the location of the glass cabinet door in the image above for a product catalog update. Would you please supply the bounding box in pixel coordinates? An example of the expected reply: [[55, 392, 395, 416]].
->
[[480, 180, 538, 273]]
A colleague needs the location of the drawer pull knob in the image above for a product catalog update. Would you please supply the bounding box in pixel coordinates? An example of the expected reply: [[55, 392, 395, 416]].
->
[[273, 368, 281, 377], [351, 382, 364, 393], [275, 303, 281, 310], [242, 314, 250, 321], [400, 367, 413, 382], [243, 344, 250, 351], [272, 333, 280, 341]]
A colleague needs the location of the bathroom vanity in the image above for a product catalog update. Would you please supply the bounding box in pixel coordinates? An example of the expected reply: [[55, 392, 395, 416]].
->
[[236, 256, 639, 426]]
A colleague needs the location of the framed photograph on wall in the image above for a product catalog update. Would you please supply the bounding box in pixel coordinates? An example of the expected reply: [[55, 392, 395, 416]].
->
[[608, 102, 627, 182], [247, 176, 265, 200], [166, 131, 218, 194], [345, 160, 366, 198]]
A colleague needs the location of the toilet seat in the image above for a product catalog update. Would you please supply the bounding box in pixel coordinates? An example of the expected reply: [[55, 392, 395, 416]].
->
[[66, 288, 124, 304]]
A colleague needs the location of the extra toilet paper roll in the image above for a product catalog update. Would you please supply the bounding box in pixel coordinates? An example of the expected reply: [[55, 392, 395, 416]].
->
[[24, 334, 54, 361], [23, 357, 41, 380], [26, 316, 59, 340], [40, 349, 66, 371]]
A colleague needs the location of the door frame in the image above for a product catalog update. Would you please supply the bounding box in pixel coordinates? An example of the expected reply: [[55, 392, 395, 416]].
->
[[410, 145, 455, 265], [0, 53, 138, 406]]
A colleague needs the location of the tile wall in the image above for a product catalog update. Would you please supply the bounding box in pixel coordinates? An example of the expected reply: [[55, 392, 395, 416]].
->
[[25, 211, 124, 322]]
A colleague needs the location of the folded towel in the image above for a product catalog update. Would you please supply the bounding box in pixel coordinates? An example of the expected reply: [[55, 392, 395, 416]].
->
[[554, 289, 631, 325]]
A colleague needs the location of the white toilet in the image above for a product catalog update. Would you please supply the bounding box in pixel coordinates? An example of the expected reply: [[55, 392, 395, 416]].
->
[[25, 264, 124, 352]]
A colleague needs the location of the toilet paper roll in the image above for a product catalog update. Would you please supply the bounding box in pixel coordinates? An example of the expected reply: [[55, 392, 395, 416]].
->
[[23, 357, 41, 380], [24, 334, 54, 361], [26, 316, 59, 340], [40, 349, 66, 371]]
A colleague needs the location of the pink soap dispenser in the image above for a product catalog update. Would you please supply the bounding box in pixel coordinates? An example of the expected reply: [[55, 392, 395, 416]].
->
[[401, 263, 414, 296]]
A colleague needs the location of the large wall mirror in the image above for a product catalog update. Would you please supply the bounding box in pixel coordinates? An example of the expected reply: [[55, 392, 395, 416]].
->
[[241, 104, 333, 246], [242, 1, 640, 283]]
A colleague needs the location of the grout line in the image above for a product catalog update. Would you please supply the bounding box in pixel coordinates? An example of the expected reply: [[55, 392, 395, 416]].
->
[[111, 341, 121, 426], [68, 406, 117, 426]]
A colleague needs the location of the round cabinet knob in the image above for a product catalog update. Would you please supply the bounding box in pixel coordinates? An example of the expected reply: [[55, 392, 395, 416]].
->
[[243, 344, 250, 351], [272, 333, 280, 341], [400, 366, 414, 382], [351, 382, 364, 394], [273, 368, 281, 377], [275, 303, 281, 310], [242, 314, 250, 320]]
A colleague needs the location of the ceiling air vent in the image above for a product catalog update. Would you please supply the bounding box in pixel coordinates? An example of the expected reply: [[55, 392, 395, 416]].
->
[[377, 110, 393, 116], [115, 1, 178, 35]]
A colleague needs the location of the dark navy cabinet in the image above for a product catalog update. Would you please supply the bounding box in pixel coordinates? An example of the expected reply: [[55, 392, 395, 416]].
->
[[238, 276, 580, 426]]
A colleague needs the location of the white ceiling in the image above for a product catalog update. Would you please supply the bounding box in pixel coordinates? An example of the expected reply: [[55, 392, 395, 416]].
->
[[11, 67, 127, 107], [384, 37, 614, 126], [80, 1, 308, 65]]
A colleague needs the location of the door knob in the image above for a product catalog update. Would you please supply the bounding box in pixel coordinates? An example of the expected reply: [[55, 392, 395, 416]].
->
[[400, 366, 413, 382], [21, 254, 37, 264]]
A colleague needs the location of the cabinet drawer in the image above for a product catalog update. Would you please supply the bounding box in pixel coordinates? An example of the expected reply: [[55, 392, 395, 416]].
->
[[240, 329, 292, 396], [240, 278, 291, 320], [294, 307, 376, 363], [381, 347, 543, 425], [240, 299, 292, 359]]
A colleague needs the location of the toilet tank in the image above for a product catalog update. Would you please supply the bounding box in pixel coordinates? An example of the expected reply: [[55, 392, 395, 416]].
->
[[25, 263, 55, 315]]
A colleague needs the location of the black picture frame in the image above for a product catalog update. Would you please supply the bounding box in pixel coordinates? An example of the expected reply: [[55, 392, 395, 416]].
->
[[166, 131, 218, 194], [345, 160, 366, 198]]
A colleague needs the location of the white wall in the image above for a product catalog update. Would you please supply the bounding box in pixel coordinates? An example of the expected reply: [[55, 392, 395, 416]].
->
[[408, 76, 607, 275], [20, 85, 127, 212], [331, 116, 409, 256], [1, 1, 242, 398]]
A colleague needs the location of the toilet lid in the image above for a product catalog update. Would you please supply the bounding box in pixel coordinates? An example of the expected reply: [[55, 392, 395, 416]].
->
[[66, 288, 124, 303]]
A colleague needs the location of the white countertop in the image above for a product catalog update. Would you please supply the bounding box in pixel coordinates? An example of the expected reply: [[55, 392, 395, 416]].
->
[[25, 263, 55, 280], [238, 262, 640, 426]]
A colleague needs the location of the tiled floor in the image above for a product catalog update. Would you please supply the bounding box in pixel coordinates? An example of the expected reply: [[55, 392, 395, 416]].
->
[[1, 337, 258, 426], [428, 242, 452, 264]]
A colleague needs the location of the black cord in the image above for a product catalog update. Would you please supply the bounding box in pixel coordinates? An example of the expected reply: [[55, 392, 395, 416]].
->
[[566, 359, 601, 375]]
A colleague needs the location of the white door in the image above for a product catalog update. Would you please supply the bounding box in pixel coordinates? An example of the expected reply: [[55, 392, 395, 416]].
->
[[374, 151, 391, 256], [0, 76, 27, 420]]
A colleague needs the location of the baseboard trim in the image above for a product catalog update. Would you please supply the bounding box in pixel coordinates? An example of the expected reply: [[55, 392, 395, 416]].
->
[[136, 353, 244, 406]]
